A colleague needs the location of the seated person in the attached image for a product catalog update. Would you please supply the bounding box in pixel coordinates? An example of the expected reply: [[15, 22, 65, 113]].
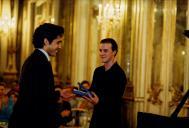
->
[[72, 80, 94, 127], [78, 80, 93, 110], [0, 82, 11, 120], [55, 86, 73, 127], [6, 89, 19, 117]]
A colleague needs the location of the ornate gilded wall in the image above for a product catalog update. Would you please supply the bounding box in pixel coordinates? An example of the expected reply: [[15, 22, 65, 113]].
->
[[0, 0, 189, 127]]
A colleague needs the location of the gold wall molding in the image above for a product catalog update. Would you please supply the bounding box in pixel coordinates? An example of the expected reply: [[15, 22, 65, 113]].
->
[[56, 0, 74, 83], [71, 0, 92, 85], [147, 83, 162, 105], [128, 0, 155, 127], [160, 0, 176, 115], [0, 0, 18, 83], [184, 0, 189, 92], [1, 1, 189, 127], [169, 86, 183, 107]]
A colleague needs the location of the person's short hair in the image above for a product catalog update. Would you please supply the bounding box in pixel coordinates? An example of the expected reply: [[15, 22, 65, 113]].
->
[[81, 80, 90, 86], [32, 23, 64, 48], [100, 38, 118, 56]]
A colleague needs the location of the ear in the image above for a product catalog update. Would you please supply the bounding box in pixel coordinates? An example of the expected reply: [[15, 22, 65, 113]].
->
[[113, 50, 117, 56], [44, 38, 49, 46]]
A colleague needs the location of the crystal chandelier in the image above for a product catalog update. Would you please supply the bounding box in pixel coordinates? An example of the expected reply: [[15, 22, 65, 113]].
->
[[0, 15, 15, 33], [96, 2, 121, 25]]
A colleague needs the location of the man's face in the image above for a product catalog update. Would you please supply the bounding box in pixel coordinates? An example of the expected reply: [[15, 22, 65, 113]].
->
[[99, 43, 116, 63], [46, 35, 63, 56]]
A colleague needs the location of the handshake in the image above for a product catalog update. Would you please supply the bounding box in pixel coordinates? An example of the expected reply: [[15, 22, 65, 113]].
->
[[72, 82, 94, 97]]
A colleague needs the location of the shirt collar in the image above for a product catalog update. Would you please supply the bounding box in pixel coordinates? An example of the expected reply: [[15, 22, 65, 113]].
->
[[37, 48, 50, 61]]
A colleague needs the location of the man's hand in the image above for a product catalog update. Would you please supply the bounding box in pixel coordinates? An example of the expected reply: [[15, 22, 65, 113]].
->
[[61, 87, 76, 101]]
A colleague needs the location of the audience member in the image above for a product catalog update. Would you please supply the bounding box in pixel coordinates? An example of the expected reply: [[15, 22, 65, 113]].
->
[[55, 86, 73, 127]]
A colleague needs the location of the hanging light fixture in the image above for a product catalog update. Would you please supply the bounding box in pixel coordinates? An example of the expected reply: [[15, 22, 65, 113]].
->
[[0, 15, 15, 33], [96, 1, 121, 25]]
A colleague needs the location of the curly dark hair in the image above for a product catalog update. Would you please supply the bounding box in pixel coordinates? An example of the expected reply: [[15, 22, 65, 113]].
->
[[32, 23, 64, 48]]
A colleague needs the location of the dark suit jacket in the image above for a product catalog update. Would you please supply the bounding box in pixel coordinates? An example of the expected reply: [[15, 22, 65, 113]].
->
[[8, 49, 57, 128]]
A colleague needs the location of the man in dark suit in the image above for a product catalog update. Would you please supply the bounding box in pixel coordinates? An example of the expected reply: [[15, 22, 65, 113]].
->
[[8, 23, 71, 128]]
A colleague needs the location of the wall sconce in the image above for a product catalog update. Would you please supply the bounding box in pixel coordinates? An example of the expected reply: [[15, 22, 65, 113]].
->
[[96, 2, 121, 25], [0, 15, 17, 83], [0, 15, 15, 33]]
